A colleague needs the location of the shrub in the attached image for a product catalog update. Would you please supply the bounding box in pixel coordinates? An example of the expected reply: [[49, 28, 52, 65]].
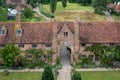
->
[[23, 6, 33, 18], [71, 71, 81, 80], [28, 62, 36, 69], [42, 65, 54, 80]]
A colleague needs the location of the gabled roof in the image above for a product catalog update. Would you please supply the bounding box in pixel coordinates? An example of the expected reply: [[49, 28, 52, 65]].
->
[[0, 22, 120, 44]]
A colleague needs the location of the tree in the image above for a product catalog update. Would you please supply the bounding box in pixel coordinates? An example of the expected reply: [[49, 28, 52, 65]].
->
[[62, 0, 67, 8], [23, 6, 33, 18], [68, 0, 77, 3], [72, 71, 81, 80], [42, 65, 54, 80], [0, 44, 20, 67], [50, 0, 57, 13], [93, 0, 108, 14], [0, 7, 8, 22], [77, 0, 92, 5], [0, 0, 6, 7]]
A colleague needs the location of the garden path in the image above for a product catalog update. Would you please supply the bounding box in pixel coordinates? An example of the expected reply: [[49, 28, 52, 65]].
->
[[57, 47, 71, 80], [33, 6, 52, 21]]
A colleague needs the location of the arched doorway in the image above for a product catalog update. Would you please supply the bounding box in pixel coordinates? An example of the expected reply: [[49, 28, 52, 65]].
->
[[60, 46, 71, 65]]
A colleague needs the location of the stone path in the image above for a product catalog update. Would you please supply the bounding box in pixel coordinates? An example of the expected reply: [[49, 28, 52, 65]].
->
[[0, 68, 44, 72], [76, 68, 120, 71], [57, 47, 71, 80]]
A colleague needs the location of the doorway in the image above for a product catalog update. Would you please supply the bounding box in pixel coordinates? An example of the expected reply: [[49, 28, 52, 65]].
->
[[60, 46, 71, 65]]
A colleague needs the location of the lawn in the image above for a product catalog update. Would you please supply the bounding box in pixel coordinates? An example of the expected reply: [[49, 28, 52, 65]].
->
[[0, 71, 120, 80], [41, 1, 120, 22], [80, 71, 120, 80], [42, 2, 94, 12], [0, 72, 42, 80]]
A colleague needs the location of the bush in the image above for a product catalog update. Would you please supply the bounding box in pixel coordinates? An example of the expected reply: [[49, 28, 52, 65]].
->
[[42, 65, 54, 80], [23, 6, 33, 18], [71, 71, 81, 80], [28, 62, 36, 69]]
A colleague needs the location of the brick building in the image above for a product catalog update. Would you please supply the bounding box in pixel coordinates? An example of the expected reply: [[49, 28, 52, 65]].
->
[[0, 21, 120, 64]]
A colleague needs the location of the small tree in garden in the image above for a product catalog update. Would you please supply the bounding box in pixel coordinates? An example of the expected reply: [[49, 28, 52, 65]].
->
[[23, 6, 33, 18], [0, 44, 20, 67], [71, 71, 81, 80], [42, 65, 54, 80]]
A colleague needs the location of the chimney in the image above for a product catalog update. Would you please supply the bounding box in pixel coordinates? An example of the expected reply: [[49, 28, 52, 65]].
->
[[74, 16, 80, 52], [16, 5, 21, 26], [52, 21, 58, 53]]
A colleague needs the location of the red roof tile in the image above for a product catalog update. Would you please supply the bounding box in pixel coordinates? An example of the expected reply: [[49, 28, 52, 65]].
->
[[0, 22, 120, 44]]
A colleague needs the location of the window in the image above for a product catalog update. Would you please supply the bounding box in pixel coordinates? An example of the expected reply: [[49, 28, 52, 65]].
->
[[1, 30, 6, 34], [64, 32, 68, 36], [80, 43, 86, 47], [16, 28, 22, 36], [0, 44, 6, 48], [95, 55, 99, 61], [80, 55, 86, 58], [1, 26, 7, 35], [38, 54, 41, 60], [27, 54, 32, 58], [109, 43, 115, 46], [45, 44, 51, 47], [32, 44, 37, 48], [18, 44, 24, 48]]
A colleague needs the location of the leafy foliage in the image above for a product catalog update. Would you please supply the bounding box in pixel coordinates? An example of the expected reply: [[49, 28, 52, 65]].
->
[[23, 6, 33, 18], [0, 0, 6, 7], [72, 71, 81, 80], [50, 0, 57, 13], [85, 44, 120, 66], [62, 0, 67, 8], [0, 44, 20, 67], [93, 0, 108, 15], [0, 7, 8, 22], [42, 65, 54, 80], [25, 48, 53, 68], [77, 0, 92, 6]]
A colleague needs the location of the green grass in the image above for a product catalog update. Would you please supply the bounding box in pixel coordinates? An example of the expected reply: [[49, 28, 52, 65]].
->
[[0, 72, 42, 80], [42, 2, 94, 12], [41, 1, 120, 22], [0, 71, 120, 80], [80, 71, 120, 80]]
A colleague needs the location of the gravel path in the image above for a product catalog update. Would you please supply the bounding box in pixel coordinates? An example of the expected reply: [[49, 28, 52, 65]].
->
[[33, 6, 52, 21]]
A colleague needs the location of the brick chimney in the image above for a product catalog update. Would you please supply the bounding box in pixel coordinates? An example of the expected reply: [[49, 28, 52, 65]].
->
[[16, 5, 21, 26], [52, 22, 58, 53], [74, 17, 80, 53], [52, 21, 58, 65]]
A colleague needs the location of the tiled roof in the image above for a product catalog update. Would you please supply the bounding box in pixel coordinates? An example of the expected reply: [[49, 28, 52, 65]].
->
[[79, 22, 120, 43], [0, 22, 120, 44]]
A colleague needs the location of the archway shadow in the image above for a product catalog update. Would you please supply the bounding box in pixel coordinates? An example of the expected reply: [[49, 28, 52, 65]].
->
[[60, 46, 71, 66]]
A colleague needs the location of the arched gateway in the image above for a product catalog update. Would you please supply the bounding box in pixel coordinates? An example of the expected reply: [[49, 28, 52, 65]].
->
[[52, 21, 80, 64]]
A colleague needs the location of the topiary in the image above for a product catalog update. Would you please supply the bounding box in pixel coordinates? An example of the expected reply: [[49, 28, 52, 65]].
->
[[42, 65, 54, 80], [71, 71, 81, 80]]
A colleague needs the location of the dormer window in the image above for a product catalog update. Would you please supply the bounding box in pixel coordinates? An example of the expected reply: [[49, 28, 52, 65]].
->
[[64, 32, 68, 36], [16, 28, 22, 36], [1, 26, 7, 35]]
